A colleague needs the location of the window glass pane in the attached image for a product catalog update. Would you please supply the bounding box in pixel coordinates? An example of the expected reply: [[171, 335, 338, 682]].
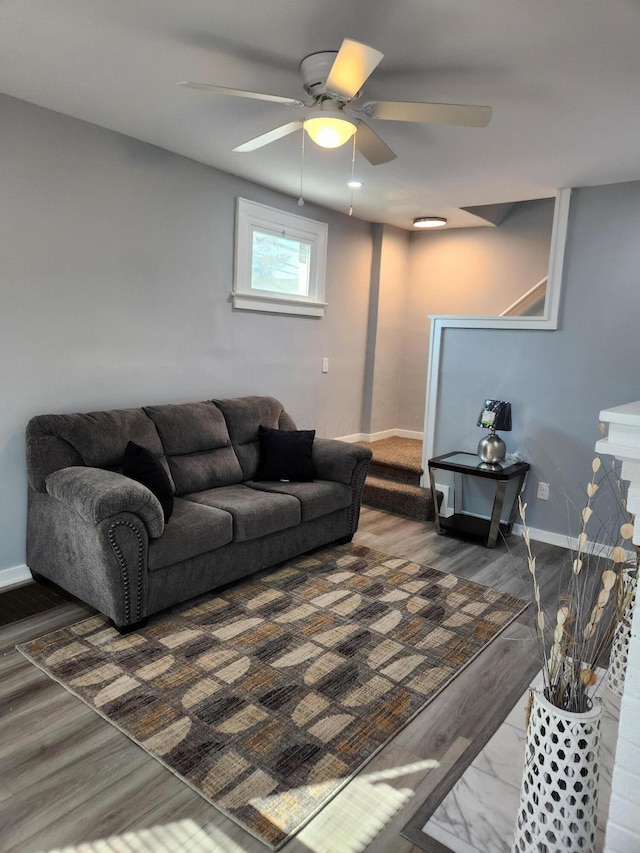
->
[[250, 230, 311, 296]]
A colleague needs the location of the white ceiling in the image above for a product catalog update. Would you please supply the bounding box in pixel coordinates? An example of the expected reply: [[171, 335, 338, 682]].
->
[[2, 0, 640, 230]]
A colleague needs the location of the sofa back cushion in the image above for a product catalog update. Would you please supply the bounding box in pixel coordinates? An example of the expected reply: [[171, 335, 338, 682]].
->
[[144, 402, 243, 495], [26, 408, 172, 493], [214, 396, 297, 481], [26, 396, 297, 495]]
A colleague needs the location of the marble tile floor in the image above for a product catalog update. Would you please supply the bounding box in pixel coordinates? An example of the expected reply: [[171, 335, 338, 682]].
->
[[421, 672, 622, 853]]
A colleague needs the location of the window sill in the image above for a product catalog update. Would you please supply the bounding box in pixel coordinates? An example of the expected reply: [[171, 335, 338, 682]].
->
[[231, 292, 327, 317]]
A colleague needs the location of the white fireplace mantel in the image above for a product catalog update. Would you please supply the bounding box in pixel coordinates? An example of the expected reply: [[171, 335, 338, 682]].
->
[[597, 401, 640, 851]]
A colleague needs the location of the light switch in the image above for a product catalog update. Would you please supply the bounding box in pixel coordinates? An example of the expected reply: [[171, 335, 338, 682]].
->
[[322, 357, 329, 373]]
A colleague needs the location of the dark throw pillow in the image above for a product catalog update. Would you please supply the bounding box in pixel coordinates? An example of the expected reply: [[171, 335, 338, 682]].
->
[[255, 425, 316, 482], [123, 441, 174, 523]]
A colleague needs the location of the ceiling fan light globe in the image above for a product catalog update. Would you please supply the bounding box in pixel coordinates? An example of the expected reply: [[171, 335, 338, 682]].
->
[[304, 116, 356, 149]]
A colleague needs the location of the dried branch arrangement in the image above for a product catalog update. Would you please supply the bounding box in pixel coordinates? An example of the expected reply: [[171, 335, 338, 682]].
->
[[520, 451, 638, 713]]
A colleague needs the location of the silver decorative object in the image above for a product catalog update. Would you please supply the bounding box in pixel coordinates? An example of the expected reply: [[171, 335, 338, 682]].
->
[[477, 399, 512, 464], [477, 430, 506, 464]]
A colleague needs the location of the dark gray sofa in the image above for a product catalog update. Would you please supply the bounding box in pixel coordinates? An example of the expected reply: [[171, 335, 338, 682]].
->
[[26, 396, 371, 631]]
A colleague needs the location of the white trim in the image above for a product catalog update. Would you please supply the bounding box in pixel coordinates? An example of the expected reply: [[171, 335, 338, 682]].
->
[[598, 400, 640, 426], [0, 563, 32, 590], [596, 436, 640, 462], [231, 293, 326, 317], [395, 429, 424, 440], [233, 197, 328, 318], [420, 187, 572, 482], [512, 524, 634, 560], [421, 313, 445, 483], [512, 523, 577, 550], [335, 429, 424, 443], [365, 429, 400, 442], [544, 187, 571, 325], [334, 433, 368, 443]]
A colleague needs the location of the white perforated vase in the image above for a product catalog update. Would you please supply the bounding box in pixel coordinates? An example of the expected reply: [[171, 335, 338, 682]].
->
[[606, 568, 637, 697], [513, 687, 602, 853]]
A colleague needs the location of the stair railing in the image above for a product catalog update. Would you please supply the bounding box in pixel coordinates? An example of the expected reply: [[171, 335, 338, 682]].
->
[[499, 276, 548, 317]]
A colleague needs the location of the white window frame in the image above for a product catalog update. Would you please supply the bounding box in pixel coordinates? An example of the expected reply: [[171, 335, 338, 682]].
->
[[233, 198, 328, 317]]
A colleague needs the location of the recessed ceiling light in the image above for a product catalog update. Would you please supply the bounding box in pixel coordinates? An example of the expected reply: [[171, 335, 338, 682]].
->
[[413, 216, 447, 229], [347, 179, 363, 189]]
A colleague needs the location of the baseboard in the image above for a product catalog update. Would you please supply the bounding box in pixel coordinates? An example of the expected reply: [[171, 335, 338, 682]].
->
[[0, 563, 33, 591], [511, 524, 634, 559], [336, 429, 424, 443], [512, 523, 574, 550], [394, 429, 424, 440]]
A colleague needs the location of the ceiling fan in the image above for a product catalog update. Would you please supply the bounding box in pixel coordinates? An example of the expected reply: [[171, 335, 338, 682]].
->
[[178, 39, 491, 165]]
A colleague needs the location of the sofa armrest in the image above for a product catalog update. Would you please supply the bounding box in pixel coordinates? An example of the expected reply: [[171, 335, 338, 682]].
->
[[45, 466, 164, 538], [312, 439, 372, 484]]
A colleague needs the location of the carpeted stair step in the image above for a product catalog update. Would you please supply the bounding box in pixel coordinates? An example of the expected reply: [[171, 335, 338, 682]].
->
[[367, 458, 421, 486], [357, 437, 423, 486], [362, 475, 438, 522]]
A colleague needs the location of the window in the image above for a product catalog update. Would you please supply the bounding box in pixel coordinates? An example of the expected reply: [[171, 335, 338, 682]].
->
[[233, 198, 328, 317]]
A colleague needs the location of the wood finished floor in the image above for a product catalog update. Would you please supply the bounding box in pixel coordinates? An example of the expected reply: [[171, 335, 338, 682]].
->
[[0, 581, 75, 627], [0, 507, 569, 853]]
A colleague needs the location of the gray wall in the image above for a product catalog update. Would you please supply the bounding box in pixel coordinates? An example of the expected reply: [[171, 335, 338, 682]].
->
[[362, 224, 410, 435], [0, 93, 373, 572], [433, 181, 640, 537], [399, 199, 555, 431], [3, 89, 628, 571]]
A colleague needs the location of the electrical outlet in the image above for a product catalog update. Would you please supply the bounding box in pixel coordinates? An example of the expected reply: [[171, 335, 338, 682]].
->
[[537, 481, 550, 501], [435, 483, 453, 518], [322, 357, 329, 373]]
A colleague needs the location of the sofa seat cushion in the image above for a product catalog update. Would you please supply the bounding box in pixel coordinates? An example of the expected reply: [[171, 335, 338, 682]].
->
[[148, 498, 233, 571], [183, 485, 301, 543], [246, 480, 352, 522]]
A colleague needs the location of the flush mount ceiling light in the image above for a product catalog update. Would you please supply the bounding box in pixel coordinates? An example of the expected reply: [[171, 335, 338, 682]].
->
[[413, 216, 448, 228], [304, 109, 357, 149], [347, 179, 363, 188]]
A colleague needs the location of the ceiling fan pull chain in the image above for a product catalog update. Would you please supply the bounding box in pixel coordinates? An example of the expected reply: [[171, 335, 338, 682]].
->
[[349, 133, 357, 216], [298, 125, 305, 206]]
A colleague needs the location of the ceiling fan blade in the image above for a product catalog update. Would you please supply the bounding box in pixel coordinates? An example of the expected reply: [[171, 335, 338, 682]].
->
[[355, 122, 396, 166], [367, 100, 492, 127], [177, 82, 304, 107], [232, 121, 304, 152], [325, 39, 384, 101]]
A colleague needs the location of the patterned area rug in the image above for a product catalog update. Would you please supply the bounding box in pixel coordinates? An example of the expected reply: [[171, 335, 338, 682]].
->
[[18, 544, 526, 849]]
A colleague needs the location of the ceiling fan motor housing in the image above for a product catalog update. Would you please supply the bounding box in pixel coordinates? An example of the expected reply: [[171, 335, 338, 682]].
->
[[301, 51, 340, 99]]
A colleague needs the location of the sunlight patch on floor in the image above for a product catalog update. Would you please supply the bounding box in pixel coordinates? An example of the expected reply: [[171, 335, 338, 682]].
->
[[295, 758, 440, 853], [45, 818, 248, 852], [44, 758, 440, 853]]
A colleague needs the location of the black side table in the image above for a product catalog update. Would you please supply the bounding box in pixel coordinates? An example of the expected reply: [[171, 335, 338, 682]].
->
[[428, 452, 530, 548]]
